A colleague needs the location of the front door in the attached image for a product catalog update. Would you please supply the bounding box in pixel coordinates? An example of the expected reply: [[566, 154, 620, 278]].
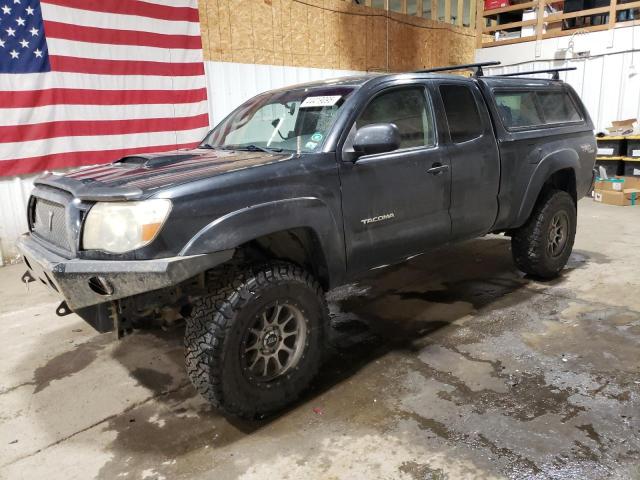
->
[[338, 83, 452, 275]]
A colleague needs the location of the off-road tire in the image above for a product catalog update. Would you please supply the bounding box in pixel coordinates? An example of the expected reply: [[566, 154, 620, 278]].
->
[[511, 189, 576, 279], [184, 261, 327, 418]]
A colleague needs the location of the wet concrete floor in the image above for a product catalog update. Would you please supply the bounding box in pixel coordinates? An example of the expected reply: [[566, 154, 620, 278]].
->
[[0, 198, 638, 479]]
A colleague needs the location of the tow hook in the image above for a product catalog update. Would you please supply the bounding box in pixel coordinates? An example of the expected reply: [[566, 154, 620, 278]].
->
[[21, 270, 35, 292], [56, 301, 72, 317], [21, 270, 35, 285]]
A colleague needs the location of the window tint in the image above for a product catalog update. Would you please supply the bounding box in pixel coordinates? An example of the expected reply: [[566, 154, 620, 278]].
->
[[495, 91, 543, 128], [439, 84, 483, 143], [537, 91, 582, 124], [494, 90, 582, 129], [356, 87, 435, 149]]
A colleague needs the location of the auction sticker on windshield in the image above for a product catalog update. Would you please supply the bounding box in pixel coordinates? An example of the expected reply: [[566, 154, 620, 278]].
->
[[300, 96, 342, 108]]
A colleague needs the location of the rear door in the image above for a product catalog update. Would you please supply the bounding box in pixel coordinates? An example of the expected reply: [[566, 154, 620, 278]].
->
[[433, 81, 501, 240], [338, 82, 452, 275]]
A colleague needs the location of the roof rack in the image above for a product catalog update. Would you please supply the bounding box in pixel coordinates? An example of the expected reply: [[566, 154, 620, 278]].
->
[[414, 61, 501, 77], [498, 67, 577, 80]]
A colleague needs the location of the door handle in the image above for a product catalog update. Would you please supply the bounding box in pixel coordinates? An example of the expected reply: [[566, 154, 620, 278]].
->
[[427, 163, 449, 175]]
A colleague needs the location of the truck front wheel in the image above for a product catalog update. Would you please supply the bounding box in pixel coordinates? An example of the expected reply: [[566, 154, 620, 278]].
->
[[511, 189, 576, 279], [184, 261, 327, 418]]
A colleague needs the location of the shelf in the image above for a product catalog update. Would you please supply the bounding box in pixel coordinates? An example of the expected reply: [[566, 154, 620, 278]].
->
[[483, 18, 537, 32], [545, 5, 610, 21], [597, 156, 640, 162], [481, 34, 537, 47], [597, 135, 640, 140]]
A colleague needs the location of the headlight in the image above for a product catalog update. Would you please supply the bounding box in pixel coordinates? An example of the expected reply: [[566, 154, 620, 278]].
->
[[83, 199, 172, 253]]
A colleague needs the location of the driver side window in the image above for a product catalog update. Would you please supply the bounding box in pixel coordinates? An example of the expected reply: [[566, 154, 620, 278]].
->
[[356, 87, 435, 150]]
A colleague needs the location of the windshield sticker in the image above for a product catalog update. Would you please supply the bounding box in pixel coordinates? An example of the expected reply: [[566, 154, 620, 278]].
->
[[305, 141, 318, 150], [311, 132, 323, 142], [300, 95, 342, 108]]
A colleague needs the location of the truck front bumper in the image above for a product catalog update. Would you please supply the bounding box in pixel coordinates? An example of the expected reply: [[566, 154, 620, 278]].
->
[[17, 234, 234, 311]]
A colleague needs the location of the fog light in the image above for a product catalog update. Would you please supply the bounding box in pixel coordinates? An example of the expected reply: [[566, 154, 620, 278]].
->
[[88, 276, 114, 296]]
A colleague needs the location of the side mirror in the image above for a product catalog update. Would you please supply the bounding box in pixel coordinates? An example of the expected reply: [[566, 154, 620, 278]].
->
[[353, 123, 401, 157]]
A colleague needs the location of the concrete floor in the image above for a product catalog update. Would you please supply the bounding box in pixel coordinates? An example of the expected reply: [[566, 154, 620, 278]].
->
[[0, 198, 639, 480]]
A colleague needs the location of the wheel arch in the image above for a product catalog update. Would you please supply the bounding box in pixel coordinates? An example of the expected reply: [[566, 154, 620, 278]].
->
[[515, 150, 579, 228], [179, 197, 345, 290]]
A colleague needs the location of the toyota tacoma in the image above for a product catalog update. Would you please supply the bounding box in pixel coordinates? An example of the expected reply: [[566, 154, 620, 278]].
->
[[17, 62, 597, 418]]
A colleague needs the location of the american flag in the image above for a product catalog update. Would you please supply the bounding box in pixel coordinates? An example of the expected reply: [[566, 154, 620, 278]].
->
[[0, 0, 209, 177]]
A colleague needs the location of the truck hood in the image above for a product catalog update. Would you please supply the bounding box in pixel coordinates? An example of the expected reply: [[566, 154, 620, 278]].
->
[[34, 149, 292, 201]]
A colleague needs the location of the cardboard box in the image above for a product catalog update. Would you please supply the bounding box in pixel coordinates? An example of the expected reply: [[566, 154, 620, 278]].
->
[[594, 178, 625, 191], [594, 188, 640, 206], [605, 119, 637, 136]]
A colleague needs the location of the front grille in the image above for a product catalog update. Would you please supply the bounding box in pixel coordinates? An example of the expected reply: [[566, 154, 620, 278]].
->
[[32, 197, 71, 251]]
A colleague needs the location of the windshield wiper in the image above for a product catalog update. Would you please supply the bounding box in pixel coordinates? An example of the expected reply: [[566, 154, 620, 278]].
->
[[223, 144, 283, 154], [198, 143, 219, 149]]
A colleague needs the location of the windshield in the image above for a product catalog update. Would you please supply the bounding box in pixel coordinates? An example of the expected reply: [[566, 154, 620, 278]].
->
[[200, 86, 354, 153]]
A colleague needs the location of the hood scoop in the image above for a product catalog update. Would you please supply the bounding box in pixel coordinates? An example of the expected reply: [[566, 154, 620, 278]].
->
[[117, 153, 201, 168]]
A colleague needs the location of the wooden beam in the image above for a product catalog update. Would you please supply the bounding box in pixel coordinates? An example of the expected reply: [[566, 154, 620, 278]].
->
[[609, 0, 617, 27], [431, 0, 438, 19], [457, 0, 464, 25], [469, 0, 477, 28], [483, 1, 536, 16], [545, 5, 611, 22], [541, 22, 609, 39], [535, 0, 544, 41], [401, 0, 408, 14], [416, 0, 423, 17], [444, 0, 451, 22], [482, 34, 537, 47], [616, 0, 640, 9], [475, 0, 484, 47], [483, 18, 537, 32]]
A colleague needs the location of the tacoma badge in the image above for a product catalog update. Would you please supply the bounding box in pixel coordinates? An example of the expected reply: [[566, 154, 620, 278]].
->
[[361, 213, 395, 225]]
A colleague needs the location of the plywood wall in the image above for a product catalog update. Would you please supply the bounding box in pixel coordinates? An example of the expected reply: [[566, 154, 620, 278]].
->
[[198, 0, 476, 71]]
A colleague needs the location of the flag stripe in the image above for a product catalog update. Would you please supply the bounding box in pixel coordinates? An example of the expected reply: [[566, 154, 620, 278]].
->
[[41, 3, 201, 36], [42, 0, 200, 23], [2, 88, 208, 108], [1, 127, 209, 161], [0, 114, 209, 143], [1, 141, 201, 177], [0, 101, 209, 127], [44, 21, 202, 50], [46, 38, 204, 63], [0, 71, 205, 92], [49, 55, 204, 77]]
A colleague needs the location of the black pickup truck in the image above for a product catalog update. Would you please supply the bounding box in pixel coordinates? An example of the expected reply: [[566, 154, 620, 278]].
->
[[18, 62, 596, 418]]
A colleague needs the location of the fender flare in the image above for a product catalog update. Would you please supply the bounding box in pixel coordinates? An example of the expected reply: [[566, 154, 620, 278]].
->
[[179, 197, 346, 286], [515, 149, 579, 227]]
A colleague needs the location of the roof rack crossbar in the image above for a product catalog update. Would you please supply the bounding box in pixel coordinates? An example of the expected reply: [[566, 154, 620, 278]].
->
[[414, 61, 501, 77], [499, 67, 577, 80]]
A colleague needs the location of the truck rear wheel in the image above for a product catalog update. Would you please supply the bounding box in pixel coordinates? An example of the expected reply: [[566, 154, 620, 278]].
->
[[511, 189, 576, 279], [184, 261, 327, 418]]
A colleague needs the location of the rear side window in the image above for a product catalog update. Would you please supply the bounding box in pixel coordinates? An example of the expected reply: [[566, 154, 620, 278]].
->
[[495, 92, 542, 127], [495, 90, 582, 129], [439, 85, 483, 143], [537, 91, 582, 124], [356, 87, 435, 149]]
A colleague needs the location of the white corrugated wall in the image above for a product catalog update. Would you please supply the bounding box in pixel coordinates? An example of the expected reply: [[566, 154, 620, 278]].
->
[[476, 25, 640, 133], [0, 62, 362, 264]]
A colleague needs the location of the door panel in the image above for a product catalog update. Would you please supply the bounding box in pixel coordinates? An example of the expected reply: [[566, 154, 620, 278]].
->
[[434, 82, 500, 240], [339, 84, 452, 275]]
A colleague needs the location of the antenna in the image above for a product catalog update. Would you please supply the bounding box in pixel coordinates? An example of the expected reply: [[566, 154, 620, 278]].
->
[[415, 61, 501, 77], [499, 67, 577, 80]]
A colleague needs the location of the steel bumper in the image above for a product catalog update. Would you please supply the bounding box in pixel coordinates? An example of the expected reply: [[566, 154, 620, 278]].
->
[[17, 234, 233, 310]]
